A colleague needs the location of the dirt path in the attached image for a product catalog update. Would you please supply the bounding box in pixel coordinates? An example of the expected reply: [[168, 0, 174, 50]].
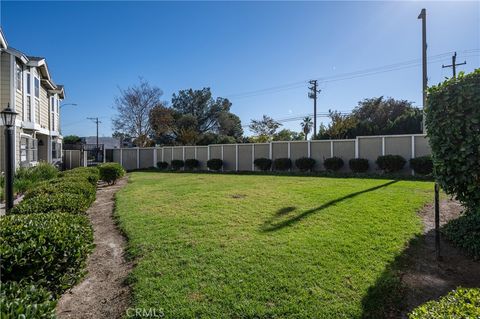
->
[[56, 177, 132, 319], [400, 199, 480, 317]]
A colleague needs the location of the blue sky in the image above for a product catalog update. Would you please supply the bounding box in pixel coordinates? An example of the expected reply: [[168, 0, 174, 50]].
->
[[1, 1, 479, 137]]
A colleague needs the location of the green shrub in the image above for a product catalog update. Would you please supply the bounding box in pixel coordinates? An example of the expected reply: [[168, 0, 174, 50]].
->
[[410, 156, 433, 175], [24, 179, 96, 206], [443, 213, 480, 259], [349, 158, 369, 173], [171, 160, 185, 171], [11, 163, 59, 194], [207, 159, 223, 171], [273, 158, 292, 171], [184, 159, 200, 170], [408, 287, 480, 319], [98, 163, 125, 185], [0, 281, 57, 319], [157, 161, 169, 170], [324, 157, 344, 171], [10, 193, 89, 215], [254, 158, 272, 171], [376, 155, 406, 173], [0, 213, 94, 296], [60, 167, 100, 186], [295, 157, 316, 172], [425, 70, 480, 213]]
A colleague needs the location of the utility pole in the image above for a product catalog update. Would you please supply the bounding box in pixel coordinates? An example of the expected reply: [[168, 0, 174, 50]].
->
[[442, 52, 466, 78], [308, 80, 321, 138], [418, 8, 427, 133], [87, 117, 101, 162]]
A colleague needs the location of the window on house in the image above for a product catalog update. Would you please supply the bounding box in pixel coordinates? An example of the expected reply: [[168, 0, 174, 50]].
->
[[20, 136, 38, 166], [34, 77, 40, 98], [52, 141, 61, 159], [26, 96, 32, 122], [26, 73, 31, 94], [51, 97, 55, 112], [16, 64, 22, 91]]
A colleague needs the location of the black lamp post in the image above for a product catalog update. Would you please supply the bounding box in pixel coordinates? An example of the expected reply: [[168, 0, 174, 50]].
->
[[1, 104, 18, 213]]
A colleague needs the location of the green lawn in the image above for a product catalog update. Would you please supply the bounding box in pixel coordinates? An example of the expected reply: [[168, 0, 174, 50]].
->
[[115, 172, 433, 318]]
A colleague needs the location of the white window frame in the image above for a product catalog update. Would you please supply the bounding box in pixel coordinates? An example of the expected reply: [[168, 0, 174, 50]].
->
[[16, 63, 22, 92], [33, 69, 40, 123]]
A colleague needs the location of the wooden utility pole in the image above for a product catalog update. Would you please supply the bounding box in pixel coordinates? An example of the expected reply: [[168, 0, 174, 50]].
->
[[308, 80, 321, 138], [87, 117, 102, 162], [442, 52, 466, 78], [418, 8, 427, 133]]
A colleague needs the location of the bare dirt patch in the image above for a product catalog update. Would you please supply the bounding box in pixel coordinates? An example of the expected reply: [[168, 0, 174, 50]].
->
[[399, 199, 480, 317], [56, 177, 132, 319]]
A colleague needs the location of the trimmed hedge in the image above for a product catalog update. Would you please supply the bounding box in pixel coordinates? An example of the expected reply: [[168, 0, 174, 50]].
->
[[443, 213, 480, 259], [207, 159, 223, 171], [324, 157, 344, 171], [426, 69, 480, 213], [410, 156, 433, 175], [349, 158, 369, 173], [24, 179, 96, 206], [0, 281, 57, 319], [185, 159, 200, 170], [273, 158, 292, 171], [295, 157, 316, 172], [408, 287, 480, 319], [0, 213, 94, 296], [98, 163, 125, 185], [376, 155, 406, 173], [60, 167, 100, 186], [156, 161, 169, 170], [10, 193, 89, 215], [171, 160, 185, 171], [253, 158, 272, 171]]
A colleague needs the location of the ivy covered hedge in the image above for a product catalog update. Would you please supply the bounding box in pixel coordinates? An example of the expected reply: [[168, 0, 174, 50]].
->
[[0, 166, 100, 317], [408, 287, 480, 319], [425, 69, 480, 214]]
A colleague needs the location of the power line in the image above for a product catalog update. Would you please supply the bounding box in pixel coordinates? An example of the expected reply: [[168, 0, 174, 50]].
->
[[225, 49, 479, 100]]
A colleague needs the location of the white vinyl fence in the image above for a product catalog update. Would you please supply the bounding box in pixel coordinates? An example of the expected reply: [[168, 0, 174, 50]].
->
[[105, 134, 430, 174]]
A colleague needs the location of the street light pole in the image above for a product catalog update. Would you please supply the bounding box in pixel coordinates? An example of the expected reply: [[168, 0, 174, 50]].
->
[[1, 104, 18, 213]]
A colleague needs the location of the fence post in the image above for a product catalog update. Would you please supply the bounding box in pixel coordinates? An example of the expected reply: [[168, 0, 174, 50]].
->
[[308, 140, 311, 158], [207, 145, 210, 171], [221, 145, 224, 172], [182, 146, 185, 161], [288, 142, 291, 171], [330, 140, 334, 157], [382, 137, 386, 155], [103, 148, 106, 163], [355, 138, 359, 158], [411, 135, 416, 176], [83, 150, 87, 167], [269, 143, 272, 159], [252, 144, 255, 171], [137, 148, 140, 169], [120, 149, 123, 167], [153, 148, 157, 167], [235, 144, 239, 171], [162, 148, 164, 162], [69, 151, 72, 170]]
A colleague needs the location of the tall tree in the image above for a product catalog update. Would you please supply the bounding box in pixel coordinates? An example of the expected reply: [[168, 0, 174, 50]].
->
[[249, 115, 281, 141], [218, 112, 243, 141], [112, 79, 164, 147], [300, 116, 313, 140], [273, 129, 305, 141], [171, 88, 231, 133]]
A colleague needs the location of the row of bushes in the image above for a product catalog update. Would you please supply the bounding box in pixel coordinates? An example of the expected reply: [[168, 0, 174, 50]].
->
[[155, 155, 433, 175], [0, 163, 125, 317]]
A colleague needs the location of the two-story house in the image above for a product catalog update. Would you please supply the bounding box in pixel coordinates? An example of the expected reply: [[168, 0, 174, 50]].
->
[[0, 28, 64, 172]]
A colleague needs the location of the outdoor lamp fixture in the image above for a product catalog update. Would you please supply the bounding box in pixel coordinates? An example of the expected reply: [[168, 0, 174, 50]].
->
[[1, 104, 18, 213]]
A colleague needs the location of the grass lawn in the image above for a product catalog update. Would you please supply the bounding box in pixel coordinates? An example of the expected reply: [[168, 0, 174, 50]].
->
[[115, 172, 433, 318]]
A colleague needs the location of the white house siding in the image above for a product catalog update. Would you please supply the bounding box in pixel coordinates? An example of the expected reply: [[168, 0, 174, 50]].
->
[[15, 89, 23, 120], [39, 86, 49, 129], [0, 53, 10, 110]]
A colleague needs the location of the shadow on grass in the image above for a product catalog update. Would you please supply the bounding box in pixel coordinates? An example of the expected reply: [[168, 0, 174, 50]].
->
[[261, 180, 398, 232], [361, 227, 480, 318]]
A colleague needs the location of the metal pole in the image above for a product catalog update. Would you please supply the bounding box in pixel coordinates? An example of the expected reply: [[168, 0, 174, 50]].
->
[[434, 183, 441, 260], [4, 126, 14, 213]]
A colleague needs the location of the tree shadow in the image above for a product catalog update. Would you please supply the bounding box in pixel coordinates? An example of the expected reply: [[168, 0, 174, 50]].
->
[[361, 226, 480, 318], [261, 180, 398, 232]]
